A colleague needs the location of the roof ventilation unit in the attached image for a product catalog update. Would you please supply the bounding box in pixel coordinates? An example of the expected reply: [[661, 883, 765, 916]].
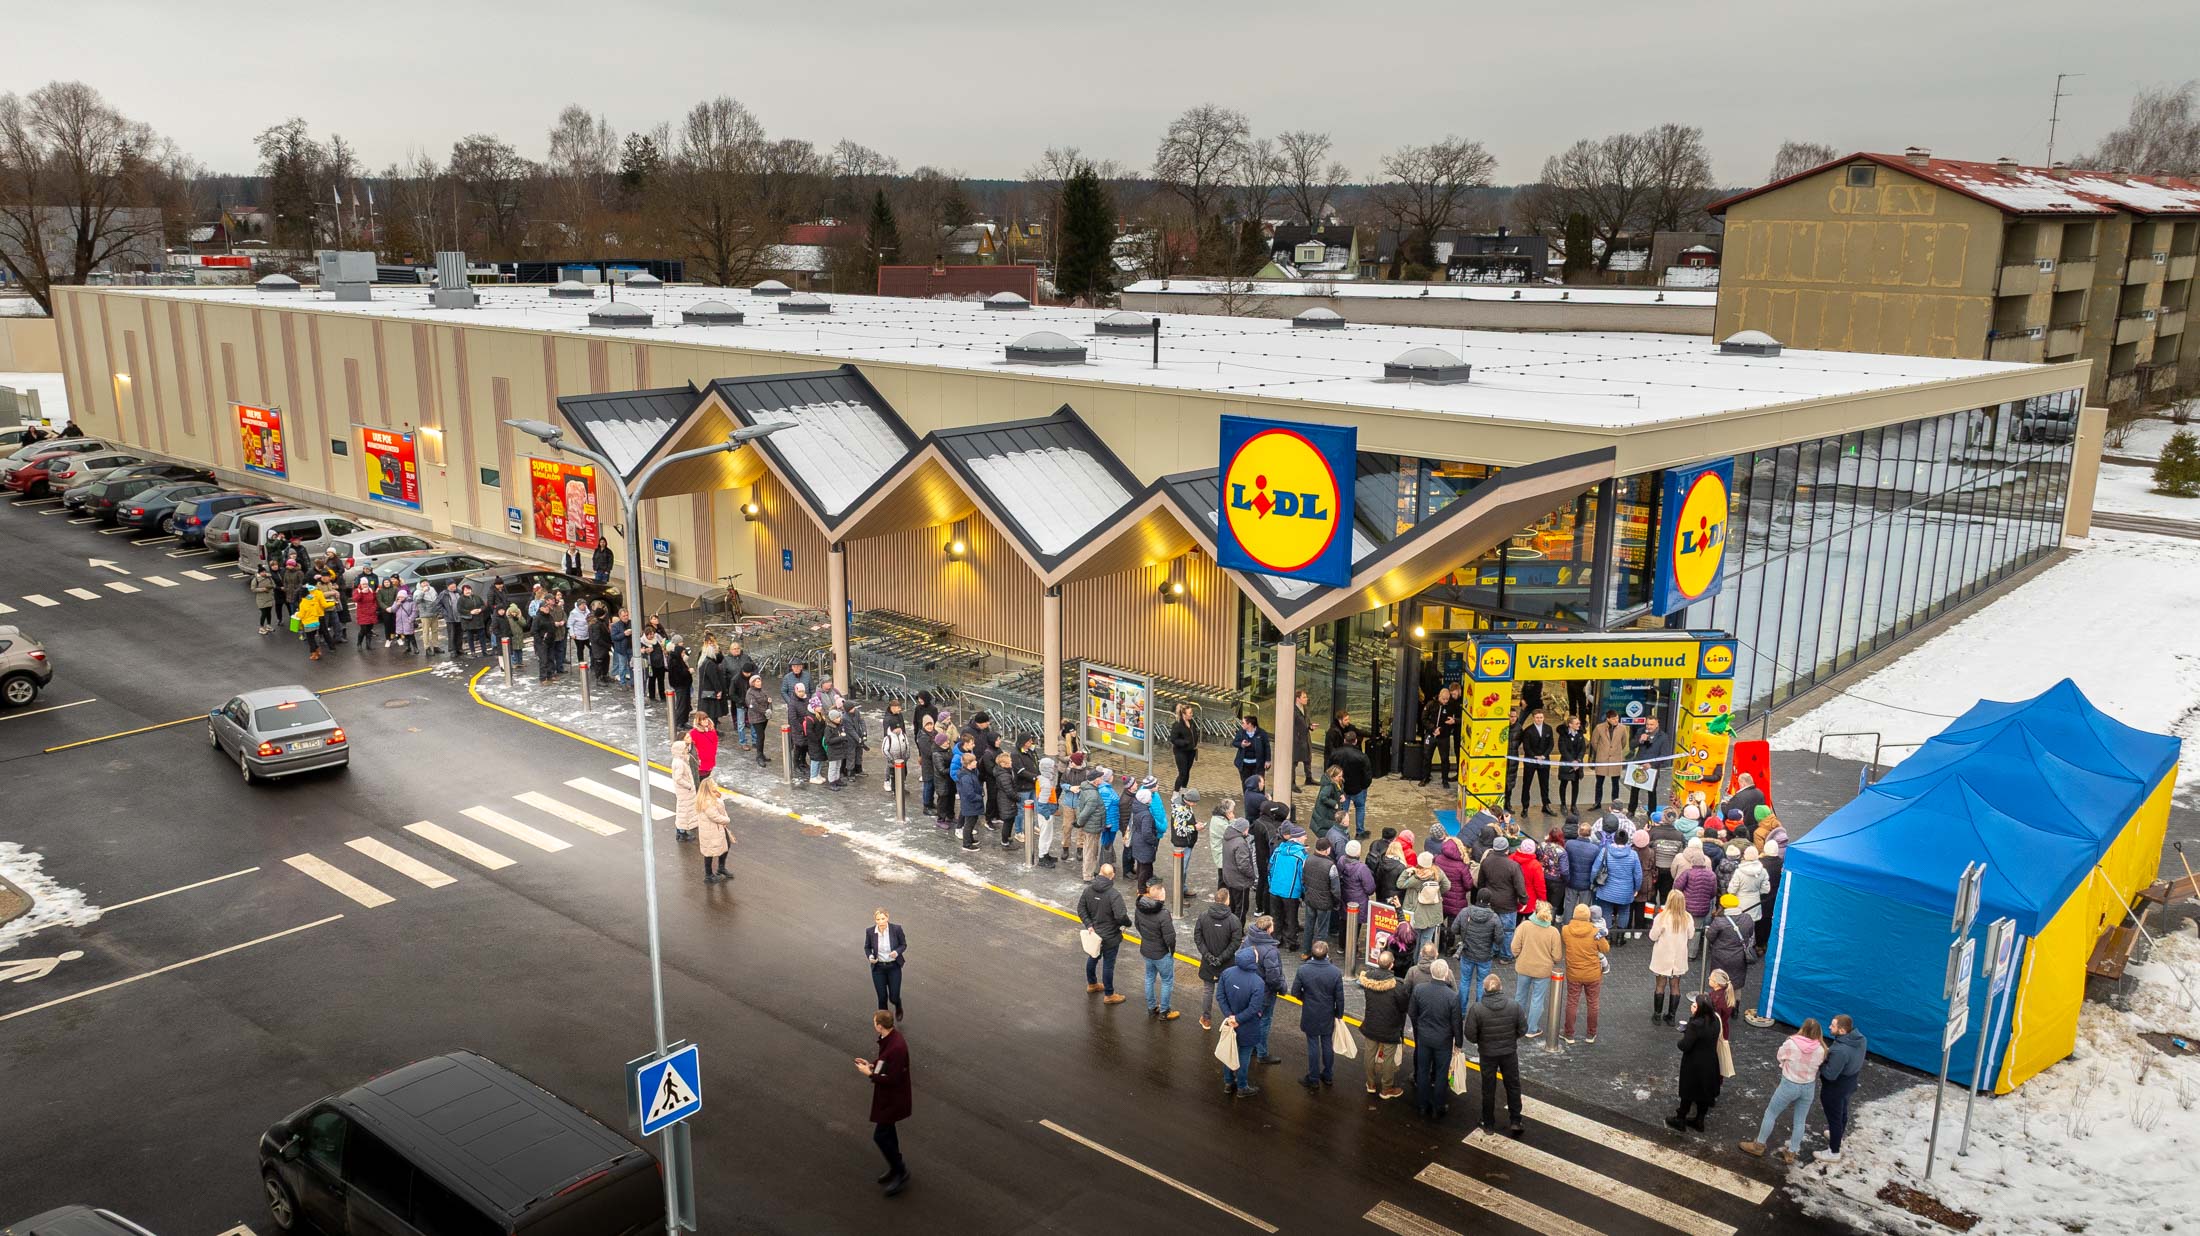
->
[[777, 292, 831, 314], [623, 271, 663, 289], [1293, 306, 1346, 329], [587, 301, 653, 329], [683, 300, 745, 326], [549, 279, 595, 299], [1904, 146, 1932, 166], [316, 249, 376, 301], [1383, 346, 1471, 385], [1995, 155, 2021, 173], [1094, 310, 1157, 336], [1719, 330, 1784, 358], [1005, 330, 1087, 365], [256, 273, 301, 293], [431, 251, 477, 309], [985, 291, 1031, 311], [751, 279, 793, 297]]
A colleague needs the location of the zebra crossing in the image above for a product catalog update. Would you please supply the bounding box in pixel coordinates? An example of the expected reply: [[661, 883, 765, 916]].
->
[[278, 763, 680, 908], [5, 562, 234, 613]]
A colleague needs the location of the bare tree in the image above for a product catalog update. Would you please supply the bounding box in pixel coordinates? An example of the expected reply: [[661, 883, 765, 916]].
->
[[546, 105, 618, 250], [2080, 82, 2200, 176], [0, 82, 180, 312], [384, 149, 456, 258], [660, 96, 778, 286], [1639, 123, 1715, 232], [1277, 130, 1348, 225], [1767, 139, 1840, 181], [1538, 132, 1653, 272], [1233, 135, 1287, 221], [447, 134, 534, 258], [1152, 103, 1249, 229], [1368, 136, 1497, 277]]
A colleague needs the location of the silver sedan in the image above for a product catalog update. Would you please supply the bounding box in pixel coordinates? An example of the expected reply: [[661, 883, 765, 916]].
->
[[207, 685, 350, 782]]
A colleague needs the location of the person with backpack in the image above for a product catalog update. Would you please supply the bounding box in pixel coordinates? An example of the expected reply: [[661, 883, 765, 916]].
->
[[1167, 787, 1202, 891], [1399, 851, 1452, 942]]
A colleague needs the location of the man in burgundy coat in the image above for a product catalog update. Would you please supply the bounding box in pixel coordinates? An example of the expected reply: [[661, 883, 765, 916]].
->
[[854, 1010, 912, 1196]]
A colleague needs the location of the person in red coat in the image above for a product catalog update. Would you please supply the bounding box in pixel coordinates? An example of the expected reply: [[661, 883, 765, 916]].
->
[[854, 1010, 912, 1196], [1509, 838, 1549, 917]]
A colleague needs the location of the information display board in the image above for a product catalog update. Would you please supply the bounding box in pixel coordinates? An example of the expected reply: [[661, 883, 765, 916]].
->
[[1079, 662, 1153, 763]]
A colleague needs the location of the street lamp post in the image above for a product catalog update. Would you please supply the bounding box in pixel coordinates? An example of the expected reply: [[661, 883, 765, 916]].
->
[[506, 416, 785, 1232]]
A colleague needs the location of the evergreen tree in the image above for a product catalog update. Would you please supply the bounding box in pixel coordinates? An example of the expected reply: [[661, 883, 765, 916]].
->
[[1562, 212, 1593, 281], [862, 189, 900, 288], [2154, 429, 2200, 497], [1055, 164, 1117, 303]]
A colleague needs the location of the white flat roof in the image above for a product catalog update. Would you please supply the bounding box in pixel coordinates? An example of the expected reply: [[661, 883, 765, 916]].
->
[[1123, 278, 1718, 308], [104, 284, 2050, 432]]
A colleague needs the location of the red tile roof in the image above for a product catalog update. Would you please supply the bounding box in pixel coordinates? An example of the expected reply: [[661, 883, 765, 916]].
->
[[1710, 152, 2200, 218], [876, 265, 1040, 300], [784, 223, 858, 246]]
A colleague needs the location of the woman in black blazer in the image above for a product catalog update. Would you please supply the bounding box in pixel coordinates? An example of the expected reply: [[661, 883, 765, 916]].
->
[[865, 908, 907, 1019]]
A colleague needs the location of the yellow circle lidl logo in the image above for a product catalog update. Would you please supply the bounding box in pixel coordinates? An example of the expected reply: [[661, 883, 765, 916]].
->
[[1701, 643, 1735, 676], [1669, 469, 1730, 603], [1223, 428, 1342, 574], [1477, 644, 1512, 680]]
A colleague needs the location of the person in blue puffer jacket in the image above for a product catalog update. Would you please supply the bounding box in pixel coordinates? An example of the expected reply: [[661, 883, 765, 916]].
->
[[1266, 824, 1308, 952], [1590, 829, 1644, 939], [1096, 770, 1123, 855], [1561, 818, 1602, 917]]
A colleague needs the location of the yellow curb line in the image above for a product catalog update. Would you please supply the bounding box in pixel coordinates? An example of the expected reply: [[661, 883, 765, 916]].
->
[[42, 667, 436, 754]]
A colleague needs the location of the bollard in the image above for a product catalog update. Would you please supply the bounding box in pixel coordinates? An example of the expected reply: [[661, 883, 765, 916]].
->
[[1167, 848, 1184, 919], [1544, 970, 1565, 1054], [666, 689, 677, 744], [1344, 903, 1361, 972], [1022, 800, 1038, 867], [579, 667, 591, 711], [779, 724, 793, 788], [893, 760, 907, 824], [501, 638, 513, 688]]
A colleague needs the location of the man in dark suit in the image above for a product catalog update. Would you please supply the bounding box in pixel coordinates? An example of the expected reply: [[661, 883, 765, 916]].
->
[[1515, 708, 1555, 814], [855, 1010, 912, 1196], [865, 908, 907, 1020]]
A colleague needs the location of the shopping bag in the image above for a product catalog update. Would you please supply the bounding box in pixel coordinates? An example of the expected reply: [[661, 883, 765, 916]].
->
[[1449, 1047, 1472, 1094], [288, 614, 301, 633], [1716, 1034, 1735, 1079], [1214, 1029, 1240, 1069], [1332, 1021, 1359, 1060], [1078, 926, 1102, 958]]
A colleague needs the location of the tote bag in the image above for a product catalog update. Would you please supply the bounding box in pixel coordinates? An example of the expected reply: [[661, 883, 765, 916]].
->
[[1716, 1034, 1736, 1079], [1333, 1021, 1359, 1060], [1448, 1047, 1472, 1093], [1078, 926, 1103, 958], [1214, 1029, 1240, 1069]]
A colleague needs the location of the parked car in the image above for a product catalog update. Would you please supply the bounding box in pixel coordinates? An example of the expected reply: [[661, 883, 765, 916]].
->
[[256, 1052, 662, 1236], [0, 626, 53, 708], [457, 563, 623, 614], [65, 463, 211, 514], [2015, 402, 2077, 444], [329, 529, 442, 587], [115, 481, 224, 533], [204, 502, 307, 559], [176, 491, 280, 547], [1, 1204, 161, 1235], [0, 438, 107, 487], [235, 509, 370, 573], [0, 425, 43, 452], [80, 476, 174, 525], [34, 450, 143, 493], [207, 685, 348, 782], [343, 550, 496, 592]]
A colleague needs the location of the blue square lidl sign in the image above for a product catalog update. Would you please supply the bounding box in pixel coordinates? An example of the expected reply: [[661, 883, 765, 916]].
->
[[635, 1044, 701, 1136], [1654, 458, 1734, 616], [1215, 415, 1356, 588]]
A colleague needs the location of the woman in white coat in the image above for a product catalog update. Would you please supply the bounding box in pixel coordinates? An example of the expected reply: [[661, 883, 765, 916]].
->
[[672, 734, 701, 843], [696, 780, 734, 883], [1647, 890, 1694, 1026]]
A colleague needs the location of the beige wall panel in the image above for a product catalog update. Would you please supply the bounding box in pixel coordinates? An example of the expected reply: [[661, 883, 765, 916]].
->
[[134, 303, 170, 453], [0, 317, 62, 370], [844, 506, 1043, 656], [751, 473, 828, 607], [1062, 552, 1236, 689], [164, 303, 195, 437]]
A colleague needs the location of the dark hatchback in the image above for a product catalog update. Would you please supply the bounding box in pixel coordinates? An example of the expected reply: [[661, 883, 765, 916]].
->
[[258, 1052, 662, 1236], [176, 491, 281, 546], [81, 467, 213, 524], [457, 564, 623, 614], [115, 481, 223, 532]]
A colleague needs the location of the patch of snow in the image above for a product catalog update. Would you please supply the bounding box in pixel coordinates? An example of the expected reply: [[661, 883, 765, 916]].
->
[[2094, 461, 2200, 519], [1794, 924, 2200, 1236], [2110, 416, 2200, 461], [0, 842, 102, 952], [0, 298, 49, 317], [1771, 530, 2200, 801], [0, 371, 70, 424]]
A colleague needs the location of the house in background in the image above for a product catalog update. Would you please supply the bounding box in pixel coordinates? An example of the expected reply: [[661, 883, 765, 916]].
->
[[756, 244, 829, 290], [876, 264, 1038, 300], [1447, 229, 1549, 283], [1264, 224, 1360, 280], [943, 222, 999, 263]]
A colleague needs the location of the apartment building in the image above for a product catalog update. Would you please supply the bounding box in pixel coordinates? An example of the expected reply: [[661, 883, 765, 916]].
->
[[1711, 149, 2200, 405]]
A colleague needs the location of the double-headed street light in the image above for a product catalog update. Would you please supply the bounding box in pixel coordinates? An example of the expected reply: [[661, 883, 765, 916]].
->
[[506, 414, 786, 1230]]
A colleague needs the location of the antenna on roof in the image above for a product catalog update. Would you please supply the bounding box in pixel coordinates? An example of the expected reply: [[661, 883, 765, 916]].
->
[[2045, 72, 2083, 166]]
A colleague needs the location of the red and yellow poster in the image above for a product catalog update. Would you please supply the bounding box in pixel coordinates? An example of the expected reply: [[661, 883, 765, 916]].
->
[[360, 428, 421, 509], [237, 404, 286, 477], [528, 458, 598, 548]]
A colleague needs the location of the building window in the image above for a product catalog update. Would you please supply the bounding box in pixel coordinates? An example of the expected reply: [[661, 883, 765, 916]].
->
[[330, 437, 348, 456], [1845, 164, 1877, 188], [479, 466, 500, 487]]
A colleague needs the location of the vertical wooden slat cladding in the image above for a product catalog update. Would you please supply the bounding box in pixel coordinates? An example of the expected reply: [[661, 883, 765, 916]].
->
[[588, 340, 609, 392], [844, 507, 1043, 655], [633, 344, 651, 389], [1064, 553, 1236, 690], [750, 474, 828, 607], [67, 295, 94, 434], [491, 376, 516, 524], [690, 493, 717, 583]]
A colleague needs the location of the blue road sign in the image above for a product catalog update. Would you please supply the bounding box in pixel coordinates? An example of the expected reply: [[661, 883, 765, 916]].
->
[[635, 1044, 702, 1136]]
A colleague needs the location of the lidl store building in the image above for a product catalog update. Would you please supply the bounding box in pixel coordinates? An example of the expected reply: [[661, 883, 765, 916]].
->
[[47, 282, 2099, 772]]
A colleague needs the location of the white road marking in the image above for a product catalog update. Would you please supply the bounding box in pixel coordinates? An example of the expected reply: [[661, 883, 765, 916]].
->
[[346, 837, 456, 888], [0, 698, 96, 723], [283, 854, 394, 908], [459, 805, 572, 852], [214, 1226, 259, 1236], [404, 821, 516, 869], [66, 516, 96, 524], [1363, 1201, 1462, 1236], [0, 601, 12, 614], [1521, 1098, 1772, 1205], [565, 776, 671, 820], [100, 866, 259, 912], [1416, 1164, 1600, 1236], [36, 506, 71, 515], [1040, 1119, 1278, 1232], [137, 535, 177, 546], [63, 587, 99, 600], [103, 581, 140, 594], [22, 594, 58, 607], [17, 497, 59, 506], [181, 569, 216, 581], [609, 761, 678, 795], [1465, 1129, 1735, 1236], [167, 547, 212, 558], [145, 575, 177, 587], [514, 790, 625, 836], [0, 916, 343, 1024], [97, 525, 134, 536]]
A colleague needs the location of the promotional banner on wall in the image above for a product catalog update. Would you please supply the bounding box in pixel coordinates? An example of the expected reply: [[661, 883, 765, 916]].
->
[[528, 458, 598, 548], [1080, 662, 1152, 762], [236, 404, 286, 478], [360, 428, 421, 509], [1653, 458, 1734, 615], [1215, 415, 1357, 588]]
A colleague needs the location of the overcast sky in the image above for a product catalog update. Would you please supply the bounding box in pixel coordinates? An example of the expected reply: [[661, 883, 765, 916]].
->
[[15, 0, 2198, 185]]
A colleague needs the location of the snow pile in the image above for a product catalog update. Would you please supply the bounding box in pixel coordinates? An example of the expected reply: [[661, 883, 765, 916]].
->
[[1795, 925, 2200, 1236], [1772, 530, 2200, 801], [2094, 461, 2200, 520], [0, 842, 101, 952]]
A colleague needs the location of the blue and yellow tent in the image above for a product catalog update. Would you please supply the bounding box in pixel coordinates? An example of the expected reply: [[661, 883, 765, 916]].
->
[[1762, 679, 2178, 1092]]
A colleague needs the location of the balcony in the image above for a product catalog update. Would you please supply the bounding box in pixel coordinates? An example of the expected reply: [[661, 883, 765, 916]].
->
[[1998, 262, 2045, 296], [2163, 308, 2188, 339], [2171, 254, 2197, 283], [2051, 259, 2094, 291], [2117, 313, 2154, 345], [2126, 258, 2160, 286], [1987, 330, 2044, 363], [2048, 324, 2085, 355]]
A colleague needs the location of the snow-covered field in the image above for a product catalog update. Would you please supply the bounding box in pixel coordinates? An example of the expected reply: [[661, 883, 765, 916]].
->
[[1795, 924, 2200, 1236], [0, 371, 70, 424], [0, 841, 101, 952], [2109, 414, 2200, 460], [2093, 461, 2200, 519], [1771, 530, 2200, 801]]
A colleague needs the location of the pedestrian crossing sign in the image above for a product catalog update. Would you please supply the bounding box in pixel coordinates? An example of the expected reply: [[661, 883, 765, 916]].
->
[[635, 1043, 702, 1136]]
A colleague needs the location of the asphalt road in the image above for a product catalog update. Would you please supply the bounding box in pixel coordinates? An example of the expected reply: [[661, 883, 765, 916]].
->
[[0, 494, 1839, 1236]]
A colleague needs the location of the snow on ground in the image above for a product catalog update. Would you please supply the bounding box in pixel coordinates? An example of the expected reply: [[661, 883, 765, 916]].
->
[[0, 842, 101, 953], [2110, 413, 2200, 460], [0, 297, 47, 317], [2093, 461, 2200, 519], [1771, 530, 2200, 801], [1794, 924, 2200, 1236], [0, 371, 70, 425]]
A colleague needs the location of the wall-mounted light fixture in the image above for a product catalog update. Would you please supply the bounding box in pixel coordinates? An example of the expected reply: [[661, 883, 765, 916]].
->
[[1410, 624, 1427, 641], [943, 519, 970, 561], [741, 486, 761, 521], [1158, 556, 1189, 603]]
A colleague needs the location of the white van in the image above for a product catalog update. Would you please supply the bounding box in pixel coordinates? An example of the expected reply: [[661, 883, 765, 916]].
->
[[236, 509, 371, 573]]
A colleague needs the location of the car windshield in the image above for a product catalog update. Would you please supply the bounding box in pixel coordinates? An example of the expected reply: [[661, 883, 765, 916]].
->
[[253, 699, 332, 731]]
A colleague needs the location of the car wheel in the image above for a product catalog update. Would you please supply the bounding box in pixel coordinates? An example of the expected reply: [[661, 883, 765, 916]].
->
[[208, 721, 220, 749], [262, 1170, 298, 1231], [240, 750, 256, 784], [0, 673, 37, 708], [160, 514, 175, 534]]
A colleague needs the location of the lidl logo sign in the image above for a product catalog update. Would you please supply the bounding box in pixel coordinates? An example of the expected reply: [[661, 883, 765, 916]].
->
[[1215, 415, 1356, 587], [1475, 643, 1514, 681], [1653, 459, 1734, 615], [1699, 641, 1736, 678]]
